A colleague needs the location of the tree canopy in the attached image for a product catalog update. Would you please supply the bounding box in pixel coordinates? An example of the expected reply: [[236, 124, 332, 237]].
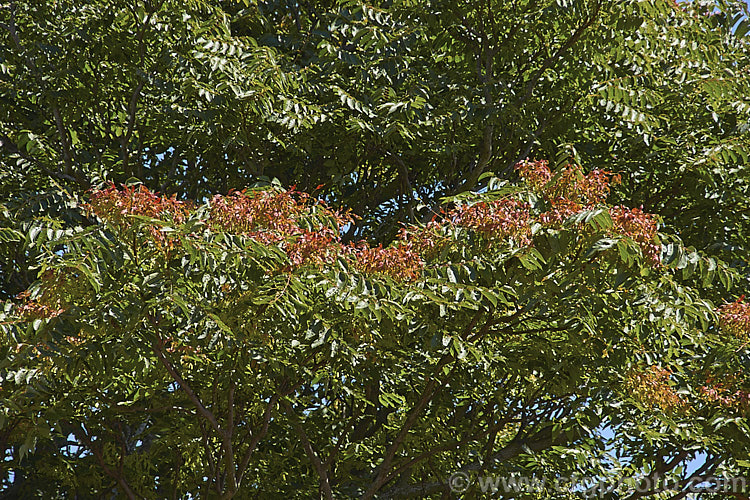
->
[[2, 0, 750, 498]]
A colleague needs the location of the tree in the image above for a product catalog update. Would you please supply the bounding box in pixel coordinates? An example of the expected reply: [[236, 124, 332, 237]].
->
[[2, 0, 750, 498], [2, 163, 749, 498], [3, 0, 750, 243]]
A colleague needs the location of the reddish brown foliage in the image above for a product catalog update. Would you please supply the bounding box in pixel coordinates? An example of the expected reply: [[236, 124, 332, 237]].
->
[[353, 241, 423, 281], [14, 270, 68, 320], [177, 186, 426, 278], [87, 183, 192, 225], [396, 220, 450, 261], [287, 229, 344, 267], [209, 189, 309, 241], [516, 158, 620, 205], [718, 296, 750, 340], [515, 158, 553, 191], [699, 372, 750, 411], [448, 199, 533, 246], [539, 198, 583, 227], [86, 183, 192, 255], [82, 159, 663, 281], [209, 188, 352, 268], [15, 291, 65, 320], [609, 206, 661, 265], [626, 365, 686, 412], [517, 159, 659, 265]]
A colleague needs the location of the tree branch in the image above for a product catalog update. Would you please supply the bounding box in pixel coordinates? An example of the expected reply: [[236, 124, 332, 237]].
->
[[2, 3, 77, 175], [198, 421, 220, 495], [282, 400, 334, 500], [380, 410, 519, 492], [221, 383, 238, 498], [624, 449, 690, 500], [237, 393, 280, 484], [121, 80, 145, 176], [76, 425, 137, 500], [0, 132, 85, 185], [151, 327, 245, 499], [379, 424, 573, 499], [121, 1, 163, 176], [388, 150, 416, 222], [152, 333, 222, 436], [515, 2, 601, 109], [362, 352, 458, 499]]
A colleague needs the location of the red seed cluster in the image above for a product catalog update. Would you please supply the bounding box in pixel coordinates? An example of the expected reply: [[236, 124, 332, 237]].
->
[[87, 183, 192, 226], [448, 199, 533, 246], [609, 206, 661, 265], [353, 241, 423, 281], [209, 189, 310, 242], [516, 160, 661, 265], [539, 198, 583, 227], [626, 365, 686, 412], [209, 188, 352, 268], [515, 159, 620, 206], [718, 296, 750, 340], [78, 159, 662, 283], [699, 373, 750, 410], [515, 158, 553, 191], [14, 272, 67, 320], [209, 188, 425, 278], [86, 183, 192, 254], [568, 167, 620, 205], [286, 229, 344, 267], [396, 219, 453, 262], [15, 292, 65, 320]]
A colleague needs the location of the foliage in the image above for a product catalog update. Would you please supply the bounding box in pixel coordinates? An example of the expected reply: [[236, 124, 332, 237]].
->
[[2, 0, 750, 244], [2, 0, 750, 497], [1, 162, 749, 498]]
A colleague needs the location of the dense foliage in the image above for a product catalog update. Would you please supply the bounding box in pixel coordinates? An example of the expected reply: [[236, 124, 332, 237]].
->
[[2, 0, 750, 498], [2, 162, 748, 498]]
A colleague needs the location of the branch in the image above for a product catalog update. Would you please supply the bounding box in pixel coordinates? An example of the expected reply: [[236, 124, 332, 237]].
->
[[120, 80, 145, 175], [111, 404, 189, 414], [505, 115, 552, 174], [1, 3, 37, 72], [237, 393, 280, 484], [76, 425, 137, 500], [282, 400, 334, 500], [51, 106, 74, 174], [237, 377, 307, 487], [380, 410, 518, 492], [450, 28, 496, 196], [198, 421, 220, 495], [2, 3, 77, 174], [0, 131, 86, 186], [359, 312, 488, 496], [120, 0, 163, 176], [657, 455, 726, 500], [151, 328, 243, 498], [515, 2, 601, 109], [324, 398, 360, 469], [387, 150, 416, 222], [624, 449, 690, 500], [380, 424, 573, 499], [362, 353, 457, 499], [152, 334, 222, 436], [451, 123, 494, 196], [221, 383, 238, 498]]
